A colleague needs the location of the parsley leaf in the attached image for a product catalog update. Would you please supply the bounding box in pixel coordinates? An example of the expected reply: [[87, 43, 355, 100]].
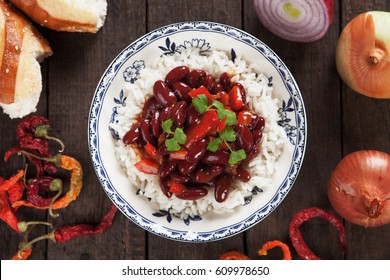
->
[[162, 119, 173, 134], [228, 149, 246, 164], [225, 110, 237, 126], [192, 94, 209, 114], [219, 127, 236, 142], [174, 128, 187, 145], [165, 137, 181, 151], [207, 138, 223, 152]]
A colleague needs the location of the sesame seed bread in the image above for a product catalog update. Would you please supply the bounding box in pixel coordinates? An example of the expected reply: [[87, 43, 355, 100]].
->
[[0, 0, 52, 119]]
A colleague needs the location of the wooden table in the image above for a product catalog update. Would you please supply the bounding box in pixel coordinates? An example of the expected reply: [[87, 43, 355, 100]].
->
[[1, 0, 389, 260]]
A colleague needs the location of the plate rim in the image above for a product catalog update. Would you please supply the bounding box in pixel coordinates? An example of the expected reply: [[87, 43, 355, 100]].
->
[[88, 21, 307, 243]]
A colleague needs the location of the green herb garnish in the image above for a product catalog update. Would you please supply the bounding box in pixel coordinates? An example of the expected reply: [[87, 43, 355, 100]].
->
[[192, 95, 237, 126], [229, 149, 247, 164], [161, 119, 187, 151], [192, 94, 246, 164]]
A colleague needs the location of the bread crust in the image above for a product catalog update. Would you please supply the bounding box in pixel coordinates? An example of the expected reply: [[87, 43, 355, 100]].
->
[[9, 0, 106, 33], [0, 0, 51, 106]]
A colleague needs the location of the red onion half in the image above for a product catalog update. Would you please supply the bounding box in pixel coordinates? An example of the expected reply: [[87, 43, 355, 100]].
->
[[328, 150, 390, 227], [253, 0, 334, 42]]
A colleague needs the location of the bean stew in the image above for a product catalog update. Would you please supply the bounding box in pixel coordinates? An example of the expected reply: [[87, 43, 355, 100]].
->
[[122, 66, 265, 203]]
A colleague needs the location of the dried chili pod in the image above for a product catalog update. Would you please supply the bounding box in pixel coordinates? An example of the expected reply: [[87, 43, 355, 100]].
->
[[289, 207, 347, 260], [16, 116, 50, 156], [258, 240, 292, 260], [12, 155, 82, 211], [11, 247, 32, 260], [0, 171, 25, 232], [18, 204, 118, 254]]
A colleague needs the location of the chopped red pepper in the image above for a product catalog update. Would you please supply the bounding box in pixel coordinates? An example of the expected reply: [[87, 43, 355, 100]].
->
[[134, 158, 160, 174], [144, 142, 158, 160], [217, 116, 227, 133], [219, 91, 229, 105], [189, 85, 219, 100], [169, 179, 187, 195], [184, 110, 219, 149], [169, 150, 188, 160], [237, 110, 253, 126]]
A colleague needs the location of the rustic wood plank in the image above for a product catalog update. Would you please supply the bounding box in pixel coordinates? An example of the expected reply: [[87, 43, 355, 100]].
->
[[243, 0, 344, 259], [146, 0, 244, 260], [45, 0, 147, 259], [340, 0, 390, 260]]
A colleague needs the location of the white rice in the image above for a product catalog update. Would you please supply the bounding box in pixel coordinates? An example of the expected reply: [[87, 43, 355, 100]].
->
[[111, 48, 287, 219]]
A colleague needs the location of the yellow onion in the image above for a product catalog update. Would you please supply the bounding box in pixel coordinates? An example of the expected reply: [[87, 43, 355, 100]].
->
[[336, 12, 390, 98], [328, 150, 390, 227]]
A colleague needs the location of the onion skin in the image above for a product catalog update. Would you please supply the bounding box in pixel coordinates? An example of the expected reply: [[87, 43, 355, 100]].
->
[[328, 150, 390, 227], [253, 0, 334, 43], [336, 12, 390, 98]]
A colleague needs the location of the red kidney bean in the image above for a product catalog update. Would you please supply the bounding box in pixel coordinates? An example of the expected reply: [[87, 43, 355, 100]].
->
[[140, 118, 157, 146], [202, 74, 214, 90], [229, 85, 244, 111], [165, 66, 189, 87], [178, 160, 198, 175], [153, 80, 177, 107], [186, 104, 201, 126], [201, 150, 230, 165], [236, 166, 251, 182], [151, 110, 162, 138], [159, 158, 177, 178], [195, 166, 224, 183], [252, 129, 263, 145], [173, 81, 192, 102], [186, 138, 208, 163], [160, 107, 171, 123], [186, 69, 206, 88], [219, 72, 231, 91], [214, 176, 232, 203], [248, 113, 260, 130], [170, 171, 191, 183], [159, 177, 172, 198], [158, 144, 170, 156], [142, 97, 159, 119], [176, 186, 208, 200], [123, 123, 140, 145], [235, 124, 253, 152], [168, 101, 187, 127], [231, 82, 246, 103], [255, 116, 265, 132], [210, 82, 224, 94], [244, 145, 260, 163]]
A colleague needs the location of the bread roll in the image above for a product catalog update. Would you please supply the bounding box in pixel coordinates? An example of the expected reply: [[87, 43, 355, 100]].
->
[[9, 0, 108, 33], [0, 0, 52, 119]]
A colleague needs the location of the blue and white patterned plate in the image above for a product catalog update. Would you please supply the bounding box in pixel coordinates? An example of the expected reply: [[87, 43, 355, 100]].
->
[[88, 22, 306, 242]]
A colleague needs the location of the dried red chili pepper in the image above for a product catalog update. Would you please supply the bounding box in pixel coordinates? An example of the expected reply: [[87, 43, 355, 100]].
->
[[289, 207, 347, 260], [16, 115, 65, 154], [258, 240, 292, 260], [18, 204, 118, 254], [11, 247, 32, 260], [4, 147, 57, 176], [219, 250, 250, 260], [0, 170, 25, 232], [12, 155, 82, 211]]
